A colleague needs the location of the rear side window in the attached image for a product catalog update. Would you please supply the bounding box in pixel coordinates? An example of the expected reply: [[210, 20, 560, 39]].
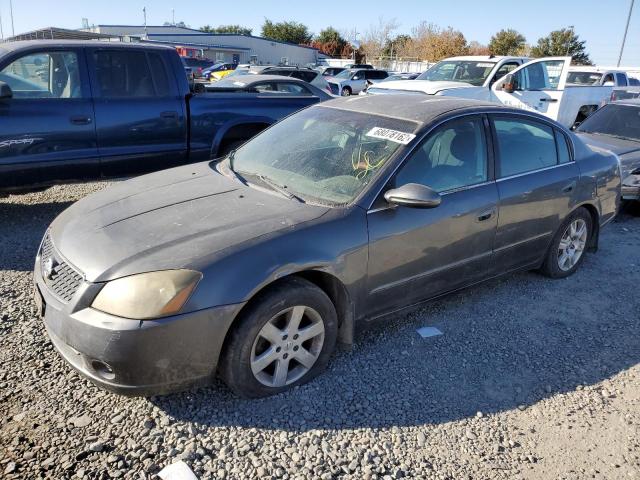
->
[[274, 82, 311, 95], [147, 53, 171, 96], [615, 73, 628, 86], [290, 71, 316, 83], [555, 131, 572, 164], [93, 50, 154, 98], [493, 117, 558, 177], [366, 71, 388, 80]]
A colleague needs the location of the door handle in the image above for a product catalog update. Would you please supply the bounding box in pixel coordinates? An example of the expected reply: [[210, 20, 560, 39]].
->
[[539, 98, 558, 103], [160, 111, 179, 119], [69, 115, 92, 125], [477, 208, 495, 222], [562, 181, 576, 193]]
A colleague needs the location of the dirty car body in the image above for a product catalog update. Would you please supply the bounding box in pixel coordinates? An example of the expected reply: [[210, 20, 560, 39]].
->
[[35, 96, 620, 396]]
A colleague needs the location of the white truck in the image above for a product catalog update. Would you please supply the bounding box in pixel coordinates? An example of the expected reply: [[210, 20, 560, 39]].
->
[[566, 67, 632, 87], [367, 56, 615, 128]]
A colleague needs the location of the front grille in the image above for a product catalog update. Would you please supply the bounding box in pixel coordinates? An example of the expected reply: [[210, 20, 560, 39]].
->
[[40, 233, 83, 303], [328, 82, 339, 95]]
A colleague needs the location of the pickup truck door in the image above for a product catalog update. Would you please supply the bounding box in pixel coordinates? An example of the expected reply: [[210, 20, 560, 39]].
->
[[491, 57, 571, 123], [0, 47, 98, 191], [87, 48, 188, 178]]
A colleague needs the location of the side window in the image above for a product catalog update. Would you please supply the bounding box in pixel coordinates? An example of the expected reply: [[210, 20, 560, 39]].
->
[[555, 130, 572, 164], [0, 51, 82, 99], [274, 82, 310, 95], [512, 60, 564, 91], [615, 73, 628, 86], [352, 71, 364, 81], [492, 62, 519, 83], [93, 50, 154, 98], [253, 82, 275, 93], [146, 53, 171, 97], [395, 117, 488, 193], [290, 71, 316, 83], [493, 117, 558, 177]]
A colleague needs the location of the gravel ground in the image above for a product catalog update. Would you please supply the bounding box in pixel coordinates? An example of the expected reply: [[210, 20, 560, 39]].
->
[[1, 182, 639, 480]]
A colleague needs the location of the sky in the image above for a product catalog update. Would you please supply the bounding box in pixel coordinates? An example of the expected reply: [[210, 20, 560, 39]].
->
[[0, 0, 638, 66]]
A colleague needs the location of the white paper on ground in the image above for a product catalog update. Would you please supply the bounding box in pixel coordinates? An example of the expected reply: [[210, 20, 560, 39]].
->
[[157, 461, 199, 480], [417, 326, 443, 338]]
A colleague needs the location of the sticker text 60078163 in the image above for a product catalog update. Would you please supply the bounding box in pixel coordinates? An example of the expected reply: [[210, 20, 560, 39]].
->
[[365, 127, 416, 145]]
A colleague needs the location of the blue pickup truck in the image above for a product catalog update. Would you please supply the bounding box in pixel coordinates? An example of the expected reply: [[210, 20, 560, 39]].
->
[[0, 40, 328, 194]]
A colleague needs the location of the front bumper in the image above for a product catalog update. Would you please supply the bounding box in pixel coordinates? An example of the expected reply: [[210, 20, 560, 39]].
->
[[34, 256, 244, 396], [622, 175, 640, 201]]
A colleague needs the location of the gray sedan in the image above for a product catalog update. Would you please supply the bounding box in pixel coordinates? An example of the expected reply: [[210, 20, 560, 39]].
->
[[34, 96, 621, 398], [575, 100, 640, 201]]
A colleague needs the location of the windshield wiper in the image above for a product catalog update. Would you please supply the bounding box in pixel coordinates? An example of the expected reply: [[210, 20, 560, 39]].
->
[[257, 175, 305, 203]]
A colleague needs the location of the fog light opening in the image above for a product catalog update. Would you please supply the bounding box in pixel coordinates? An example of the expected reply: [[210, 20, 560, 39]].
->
[[90, 360, 115, 381]]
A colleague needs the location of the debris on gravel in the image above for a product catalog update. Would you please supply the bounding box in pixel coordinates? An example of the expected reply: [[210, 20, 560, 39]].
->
[[1, 184, 639, 479]]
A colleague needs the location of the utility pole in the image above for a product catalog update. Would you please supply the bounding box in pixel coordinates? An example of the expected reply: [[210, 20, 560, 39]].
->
[[618, 0, 635, 67], [9, 0, 15, 37], [143, 7, 148, 38], [565, 25, 574, 56], [172, 9, 175, 26], [0, 4, 4, 40]]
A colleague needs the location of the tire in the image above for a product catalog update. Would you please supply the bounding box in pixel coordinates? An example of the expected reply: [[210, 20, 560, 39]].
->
[[219, 277, 338, 398], [341, 87, 352, 97], [539, 207, 593, 279]]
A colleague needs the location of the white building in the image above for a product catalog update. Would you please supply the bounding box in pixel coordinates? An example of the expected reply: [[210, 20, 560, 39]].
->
[[85, 25, 320, 66]]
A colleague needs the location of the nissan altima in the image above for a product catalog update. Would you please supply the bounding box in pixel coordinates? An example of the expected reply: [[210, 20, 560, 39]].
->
[[34, 96, 621, 398]]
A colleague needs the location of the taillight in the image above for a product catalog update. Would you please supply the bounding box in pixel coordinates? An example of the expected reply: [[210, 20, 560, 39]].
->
[[610, 91, 617, 101]]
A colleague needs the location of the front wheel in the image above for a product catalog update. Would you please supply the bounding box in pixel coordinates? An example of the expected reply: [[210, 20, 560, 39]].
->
[[219, 278, 338, 398], [341, 87, 352, 97], [540, 208, 592, 278]]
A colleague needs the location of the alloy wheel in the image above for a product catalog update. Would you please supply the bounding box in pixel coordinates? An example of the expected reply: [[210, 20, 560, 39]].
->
[[250, 306, 325, 387], [557, 218, 588, 271]]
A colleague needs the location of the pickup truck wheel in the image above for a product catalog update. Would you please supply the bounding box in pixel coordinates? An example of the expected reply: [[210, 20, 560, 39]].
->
[[341, 87, 352, 97], [539, 208, 592, 279], [219, 277, 338, 398]]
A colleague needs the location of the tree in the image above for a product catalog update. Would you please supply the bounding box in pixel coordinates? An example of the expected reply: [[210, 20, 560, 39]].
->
[[360, 17, 400, 62], [383, 34, 412, 58], [164, 21, 188, 28], [200, 24, 252, 35], [488, 29, 526, 56], [310, 27, 348, 57], [261, 19, 312, 44], [531, 28, 592, 65], [410, 23, 469, 61], [468, 41, 490, 56]]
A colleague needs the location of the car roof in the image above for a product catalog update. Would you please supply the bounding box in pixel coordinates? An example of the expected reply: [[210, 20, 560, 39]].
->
[[214, 74, 310, 86], [319, 95, 501, 125], [441, 55, 527, 62], [0, 39, 175, 53]]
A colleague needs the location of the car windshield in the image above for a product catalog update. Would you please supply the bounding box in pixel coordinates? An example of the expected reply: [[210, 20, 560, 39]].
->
[[334, 69, 354, 80], [567, 71, 603, 85], [417, 60, 496, 86], [577, 104, 640, 142], [225, 107, 418, 205]]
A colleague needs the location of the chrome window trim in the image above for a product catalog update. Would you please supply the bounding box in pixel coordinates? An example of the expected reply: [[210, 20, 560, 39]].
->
[[496, 161, 576, 182]]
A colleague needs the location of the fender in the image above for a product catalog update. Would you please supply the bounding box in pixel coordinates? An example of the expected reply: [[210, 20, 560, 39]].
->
[[210, 116, 275, 158]]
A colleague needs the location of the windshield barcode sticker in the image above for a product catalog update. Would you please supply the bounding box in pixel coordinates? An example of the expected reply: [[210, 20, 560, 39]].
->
[[366, 127, 416, 145]]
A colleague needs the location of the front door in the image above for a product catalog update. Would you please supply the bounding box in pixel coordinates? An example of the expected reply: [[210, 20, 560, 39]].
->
[[366, 115, 499, 317], [491, 57, 570, 123], [0, 48, 97, 190], [87, 48, 188, 178]]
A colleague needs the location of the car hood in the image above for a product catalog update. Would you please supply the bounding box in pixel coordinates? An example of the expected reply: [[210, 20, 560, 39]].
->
[[576, 133, 640, 176], [49, 162, 329, 283], [371, 80, 474, 94]]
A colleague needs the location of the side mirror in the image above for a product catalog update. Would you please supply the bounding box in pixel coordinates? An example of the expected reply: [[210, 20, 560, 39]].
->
[[0, 81, 12, 100], [499, 74, 516, 93], [384, 183, 442, 209]]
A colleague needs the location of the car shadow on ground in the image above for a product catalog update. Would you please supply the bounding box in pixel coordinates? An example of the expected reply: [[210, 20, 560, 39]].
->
[[0, 201, 73, 271], [151, 211, 640, 431]]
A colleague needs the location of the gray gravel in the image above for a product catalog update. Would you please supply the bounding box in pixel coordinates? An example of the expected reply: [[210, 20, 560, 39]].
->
[[1, 182, 639, 480]]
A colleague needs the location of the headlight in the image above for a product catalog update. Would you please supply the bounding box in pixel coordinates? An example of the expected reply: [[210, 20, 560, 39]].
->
[[92, 270, 202, 320]]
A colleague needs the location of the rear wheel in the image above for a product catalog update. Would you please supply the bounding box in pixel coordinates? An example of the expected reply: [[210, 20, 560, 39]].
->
[[540, 208, 592, 278], [220, 277, 338, 398]]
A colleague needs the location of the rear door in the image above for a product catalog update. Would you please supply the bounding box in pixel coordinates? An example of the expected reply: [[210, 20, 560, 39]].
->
[[0, 47, 97, 190], [489, 113, 579, 272], [491, 57, 571, 122], [88, 48, 187, 178]]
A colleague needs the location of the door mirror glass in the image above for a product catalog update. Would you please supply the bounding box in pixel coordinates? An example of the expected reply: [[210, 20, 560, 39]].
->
[[384, 183, 442, 208], [499, 74, 516, 93], [0, 81, 12, 99]]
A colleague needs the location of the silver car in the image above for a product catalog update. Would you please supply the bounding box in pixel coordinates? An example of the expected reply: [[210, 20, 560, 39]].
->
[[327, 69, 389, 96]]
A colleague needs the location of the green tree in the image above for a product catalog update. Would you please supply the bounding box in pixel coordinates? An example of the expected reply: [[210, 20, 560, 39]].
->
[[531, 28, 592, 65], [383, 34, 412, 57], [261, 19, 312, 44], [309, 27, 348, 57], [488, 29, 526, 56], [200, 24, 252, 35], [316, 27, 345, 46]]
